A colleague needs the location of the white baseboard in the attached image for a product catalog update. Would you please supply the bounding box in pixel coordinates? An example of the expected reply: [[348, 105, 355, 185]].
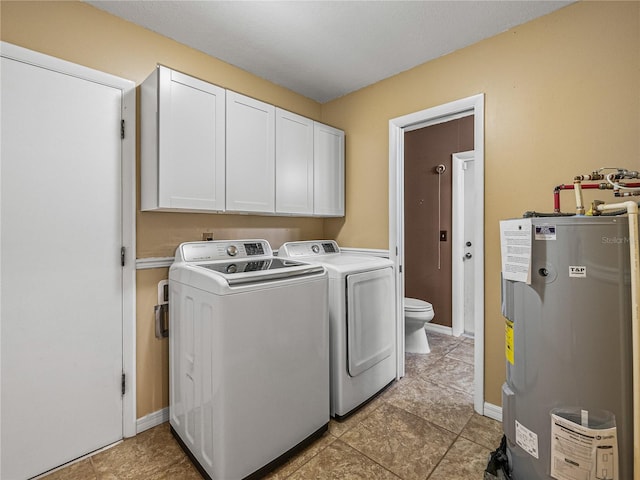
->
[[424, 323, 453, 336], [136, 407, 169, 433], [483, 402, 503, 422]]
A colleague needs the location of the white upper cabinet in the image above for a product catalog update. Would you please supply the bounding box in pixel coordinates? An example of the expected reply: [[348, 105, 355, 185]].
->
[[314, 122, 345, 217], [226, 91, 275, 214], [140, 65, 345, 217], [275, 108, 314, 215], [141, 66, 226, 212]]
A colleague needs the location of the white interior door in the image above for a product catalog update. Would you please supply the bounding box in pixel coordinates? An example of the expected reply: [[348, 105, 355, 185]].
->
[[1, 53, 126, 479], [452, 151, 476, 336]]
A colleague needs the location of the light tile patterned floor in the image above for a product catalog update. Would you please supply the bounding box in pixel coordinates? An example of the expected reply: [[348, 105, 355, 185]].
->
[[41, 332, 501, 480]]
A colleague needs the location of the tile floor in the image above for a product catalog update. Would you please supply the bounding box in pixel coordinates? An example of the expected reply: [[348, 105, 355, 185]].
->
[[42, 332, 502, 480]]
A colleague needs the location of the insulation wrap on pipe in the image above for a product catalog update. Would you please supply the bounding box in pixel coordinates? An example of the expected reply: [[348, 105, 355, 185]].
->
[[595, 201, 640, 480]]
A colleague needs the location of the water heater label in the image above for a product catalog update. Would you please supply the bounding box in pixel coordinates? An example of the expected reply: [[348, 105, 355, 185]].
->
[[515, 420, 539, 459], [569, 266, 587, 278], [500, 219, 532, 284], [550, 412, 618, 480], [535, 224, 557, 240], [505, 320, 514, 365]]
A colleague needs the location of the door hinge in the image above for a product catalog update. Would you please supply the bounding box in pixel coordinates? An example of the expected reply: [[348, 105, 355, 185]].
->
[[121, 119, 125, 139], [121, 246, 126, 267], [121, 373, 126, 396]]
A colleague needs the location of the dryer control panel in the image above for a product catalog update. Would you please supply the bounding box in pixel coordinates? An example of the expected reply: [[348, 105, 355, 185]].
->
[[279, 240, 340, 258]]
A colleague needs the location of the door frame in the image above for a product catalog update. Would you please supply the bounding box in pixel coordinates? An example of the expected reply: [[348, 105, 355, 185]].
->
[[389, 94, 485, 414], [0, 42, 137, 437], [452, 150, 477, 337]]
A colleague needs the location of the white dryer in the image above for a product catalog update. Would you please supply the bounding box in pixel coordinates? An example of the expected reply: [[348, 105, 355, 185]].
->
[[169, 240, 329, 480], [278, 240, 396, 420]]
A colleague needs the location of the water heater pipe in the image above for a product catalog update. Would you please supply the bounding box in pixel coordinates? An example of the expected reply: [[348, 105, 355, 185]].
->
[[596, 201, 640, 480], [555, 182, 640, 213], [553, 175, 640, 215], [554, 183, 600, 213], [574, 180, 585, 215]]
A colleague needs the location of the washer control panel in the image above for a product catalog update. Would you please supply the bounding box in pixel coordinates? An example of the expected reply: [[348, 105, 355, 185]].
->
[[179, 239, 270, 262]]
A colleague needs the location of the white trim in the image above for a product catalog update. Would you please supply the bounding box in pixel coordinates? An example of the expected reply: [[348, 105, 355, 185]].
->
[[1, 42, 137, 438], [136, 257, 174, 270], [0, 43, 133, 90], [340, 247, 390, 258], [451, 150, 477, 338], [403, 109, 473, 133], [483, 402, 503, 422], [424, 323, 453, 336], [135, 249, 390, 270], [121, 74, 137, 440], [389, 94, 485, 415], [136, 407, 170, 433]]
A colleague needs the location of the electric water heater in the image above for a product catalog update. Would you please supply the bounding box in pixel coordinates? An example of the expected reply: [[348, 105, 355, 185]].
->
[[501, 216, 633, 480]]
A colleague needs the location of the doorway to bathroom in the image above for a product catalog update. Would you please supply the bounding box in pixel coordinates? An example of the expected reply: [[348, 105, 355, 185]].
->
[[403, 116, 473, 333], [389, 94, 485, 415]]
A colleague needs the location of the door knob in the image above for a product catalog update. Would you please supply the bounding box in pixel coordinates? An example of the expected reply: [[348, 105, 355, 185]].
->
[[466, 241, 472, 247], [465, 252, 472, 259]]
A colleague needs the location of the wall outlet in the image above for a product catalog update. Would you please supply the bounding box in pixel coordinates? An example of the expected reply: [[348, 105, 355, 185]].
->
[[202, 232, 214, 241], [157, 279, 169, 305]]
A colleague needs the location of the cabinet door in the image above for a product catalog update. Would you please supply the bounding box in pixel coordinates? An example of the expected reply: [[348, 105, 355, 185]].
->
[[275, 108, 314, 215], [314, 122, 345, 216], [158, 67, 226, 211], [226, 91, 275, 213]]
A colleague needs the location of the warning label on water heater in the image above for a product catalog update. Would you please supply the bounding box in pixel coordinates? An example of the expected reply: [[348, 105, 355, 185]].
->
[[515, 420, 539, 459], [550, 412, 618, 480], [505, 320, 514, 365], [500, 219, 532, 284]]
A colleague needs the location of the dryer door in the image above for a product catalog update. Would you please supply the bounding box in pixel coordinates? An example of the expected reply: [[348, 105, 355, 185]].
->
[[346, 267, 394, 377]]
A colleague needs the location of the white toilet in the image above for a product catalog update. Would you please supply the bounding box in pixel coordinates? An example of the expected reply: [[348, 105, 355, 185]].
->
[[404, 297, 435, 354]]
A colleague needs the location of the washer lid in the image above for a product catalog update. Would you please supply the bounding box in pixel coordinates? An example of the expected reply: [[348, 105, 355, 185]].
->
[[278, 240, 393, 276], [171, 240, 326, 290], [196, 258, 324, 285], [404, 298, 433, 312]]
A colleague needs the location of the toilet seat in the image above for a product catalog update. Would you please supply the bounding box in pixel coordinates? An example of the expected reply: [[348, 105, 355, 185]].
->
[[404, 298, 433, 313]]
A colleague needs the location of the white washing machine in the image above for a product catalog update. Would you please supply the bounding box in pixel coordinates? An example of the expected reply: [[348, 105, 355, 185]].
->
[[169, 240, 329, 480], [278, 240, 396, 420]]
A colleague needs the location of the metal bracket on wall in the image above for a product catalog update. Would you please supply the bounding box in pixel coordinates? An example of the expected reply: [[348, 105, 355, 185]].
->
[[155, 279, 169, 338], [155, 303, 169, 339]]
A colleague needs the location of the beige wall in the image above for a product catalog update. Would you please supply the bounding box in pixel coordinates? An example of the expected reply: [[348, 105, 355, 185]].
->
[[322, 1, 640, 404], [3, 0, 638, 415]]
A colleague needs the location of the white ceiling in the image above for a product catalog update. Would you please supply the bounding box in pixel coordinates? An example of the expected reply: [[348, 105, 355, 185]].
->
[[86, 0, 573, 103]]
